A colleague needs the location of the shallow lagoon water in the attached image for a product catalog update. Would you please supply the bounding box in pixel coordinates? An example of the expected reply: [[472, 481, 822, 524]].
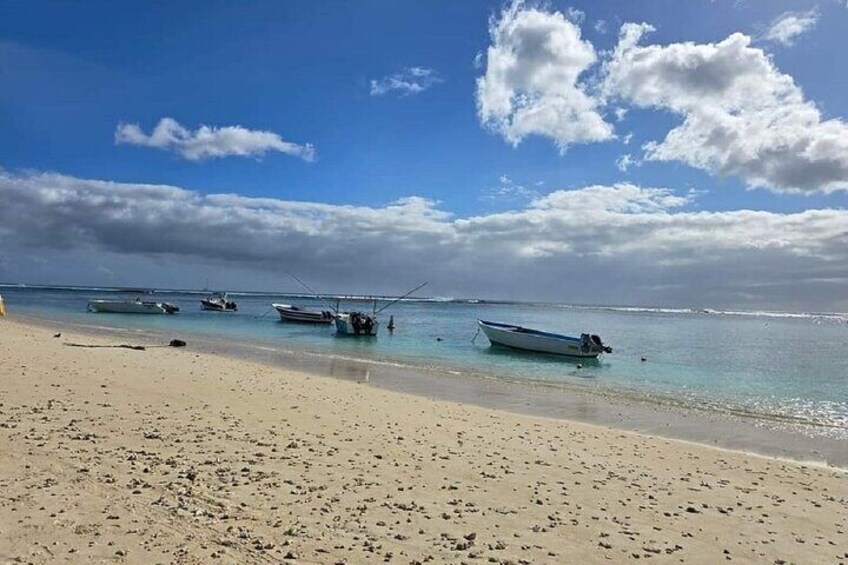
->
[[4, 286, 847, 449]]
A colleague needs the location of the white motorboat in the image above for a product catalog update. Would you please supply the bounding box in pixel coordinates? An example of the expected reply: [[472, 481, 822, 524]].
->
[[88, 298, 180, 315], [202, 292, 238, 312], [477, 320, 611, 358], [334, 311, 379, 336], [273, 303, 334, 324]]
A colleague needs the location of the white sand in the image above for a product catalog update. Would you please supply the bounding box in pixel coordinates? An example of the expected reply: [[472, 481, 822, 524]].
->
[[1, 317, 845, 564]]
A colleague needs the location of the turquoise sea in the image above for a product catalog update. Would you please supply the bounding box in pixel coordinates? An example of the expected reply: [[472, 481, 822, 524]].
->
[[3, 285, 847, 461]]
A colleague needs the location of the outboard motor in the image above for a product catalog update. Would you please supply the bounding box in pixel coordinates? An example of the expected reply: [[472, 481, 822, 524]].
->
[[162, 302, 180, 314], [351, 312, 363, 334], [590, 334, 613, 354], [580, 333, 592, 353]]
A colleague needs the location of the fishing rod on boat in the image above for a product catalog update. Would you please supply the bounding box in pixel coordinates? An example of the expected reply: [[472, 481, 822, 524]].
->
[[287, 272, 338, 314], [375, 282, 428, 315]]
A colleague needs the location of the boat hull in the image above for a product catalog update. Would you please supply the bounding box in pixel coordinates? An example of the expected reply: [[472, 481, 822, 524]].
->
[[335, 313, 379, 336], [88, 300, 173, 315], [478, 320, 601, 358], [201, 293, 237, 312], [201, 299, 237, 312], [273, 304, 333, 324]]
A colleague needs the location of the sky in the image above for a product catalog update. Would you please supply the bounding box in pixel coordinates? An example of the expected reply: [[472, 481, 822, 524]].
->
[[1, 0, 848, 311]]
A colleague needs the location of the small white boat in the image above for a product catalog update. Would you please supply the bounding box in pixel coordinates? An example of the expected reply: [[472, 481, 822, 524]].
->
[[477, 320, 611, 358], [88, 298, 180, 315], [273, 303, 334, 324], [202, 292, 238, 312], [335, 312, 379, 336]]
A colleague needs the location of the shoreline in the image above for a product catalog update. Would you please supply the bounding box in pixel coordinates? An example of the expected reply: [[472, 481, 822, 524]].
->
[[11, 312, 848, 469], [1, 316, 846, 564]]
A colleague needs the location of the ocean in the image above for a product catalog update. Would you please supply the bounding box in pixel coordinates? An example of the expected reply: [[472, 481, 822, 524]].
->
[[3, 285, 847, 463]]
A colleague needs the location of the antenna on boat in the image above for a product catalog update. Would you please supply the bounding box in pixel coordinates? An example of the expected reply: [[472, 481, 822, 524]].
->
[[287, 272, 338, 314], [375, 282, 428, 315]]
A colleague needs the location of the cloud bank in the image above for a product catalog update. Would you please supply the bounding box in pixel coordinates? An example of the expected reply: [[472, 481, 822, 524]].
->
[[2, 169, 847, 309], [475, 2, 848, 194], [369, 67, 443, 96], [115, 117, 315, 161]]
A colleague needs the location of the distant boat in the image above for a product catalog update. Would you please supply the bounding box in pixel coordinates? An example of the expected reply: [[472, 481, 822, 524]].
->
[[477, 320, 611, 358], [201, 292, 238, 312], [334, 311, 379, 336], [273, 303, 334, 324], [88, 298, 179, 315]]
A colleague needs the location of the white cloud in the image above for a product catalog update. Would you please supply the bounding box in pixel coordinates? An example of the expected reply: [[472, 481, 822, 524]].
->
[[472, 51, 484, 69], [616, 153, 636, 172], [602, 24, 848, 193], [565, 7, 586, 25], [369, 67, 443, 96], [594, 19, 608, 34], [472, 3, 848, 193], [476, 0, 613, 152], [115, 118, 315, 161], [2, 168, 848, 309], [483, 175, 539, 202], [762, 9, 819, 46]]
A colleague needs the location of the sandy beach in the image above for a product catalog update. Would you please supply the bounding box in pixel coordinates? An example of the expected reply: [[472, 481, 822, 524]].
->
[[0, 317, 845, 564]]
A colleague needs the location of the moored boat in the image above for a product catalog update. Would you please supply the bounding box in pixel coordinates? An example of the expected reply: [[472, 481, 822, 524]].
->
[[334, 311, 379, 336], [88, 298, 180, 315], [273, 303, 334, 324], [201, 292, 238, 312], [477, 319, 611, 358]]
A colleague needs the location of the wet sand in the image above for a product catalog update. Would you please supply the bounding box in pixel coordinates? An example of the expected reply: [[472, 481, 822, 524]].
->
[[1, 317, 846, 564]]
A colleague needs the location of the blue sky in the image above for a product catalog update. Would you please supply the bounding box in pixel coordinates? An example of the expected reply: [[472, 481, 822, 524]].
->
[[2, 0, 848, 309]]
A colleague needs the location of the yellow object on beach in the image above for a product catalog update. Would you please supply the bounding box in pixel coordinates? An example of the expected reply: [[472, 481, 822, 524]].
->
[[0, 294, 5, 316]]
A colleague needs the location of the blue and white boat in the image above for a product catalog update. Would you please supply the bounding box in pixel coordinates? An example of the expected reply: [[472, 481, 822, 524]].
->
[[273, 303, 334, 324], [88, 298, 179, 315], [477, 320, 611, 358]]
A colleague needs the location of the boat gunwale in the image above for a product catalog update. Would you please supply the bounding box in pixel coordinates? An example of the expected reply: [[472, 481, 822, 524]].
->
[[478, 319, 582, 343], [273, 303, 328, 313]]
